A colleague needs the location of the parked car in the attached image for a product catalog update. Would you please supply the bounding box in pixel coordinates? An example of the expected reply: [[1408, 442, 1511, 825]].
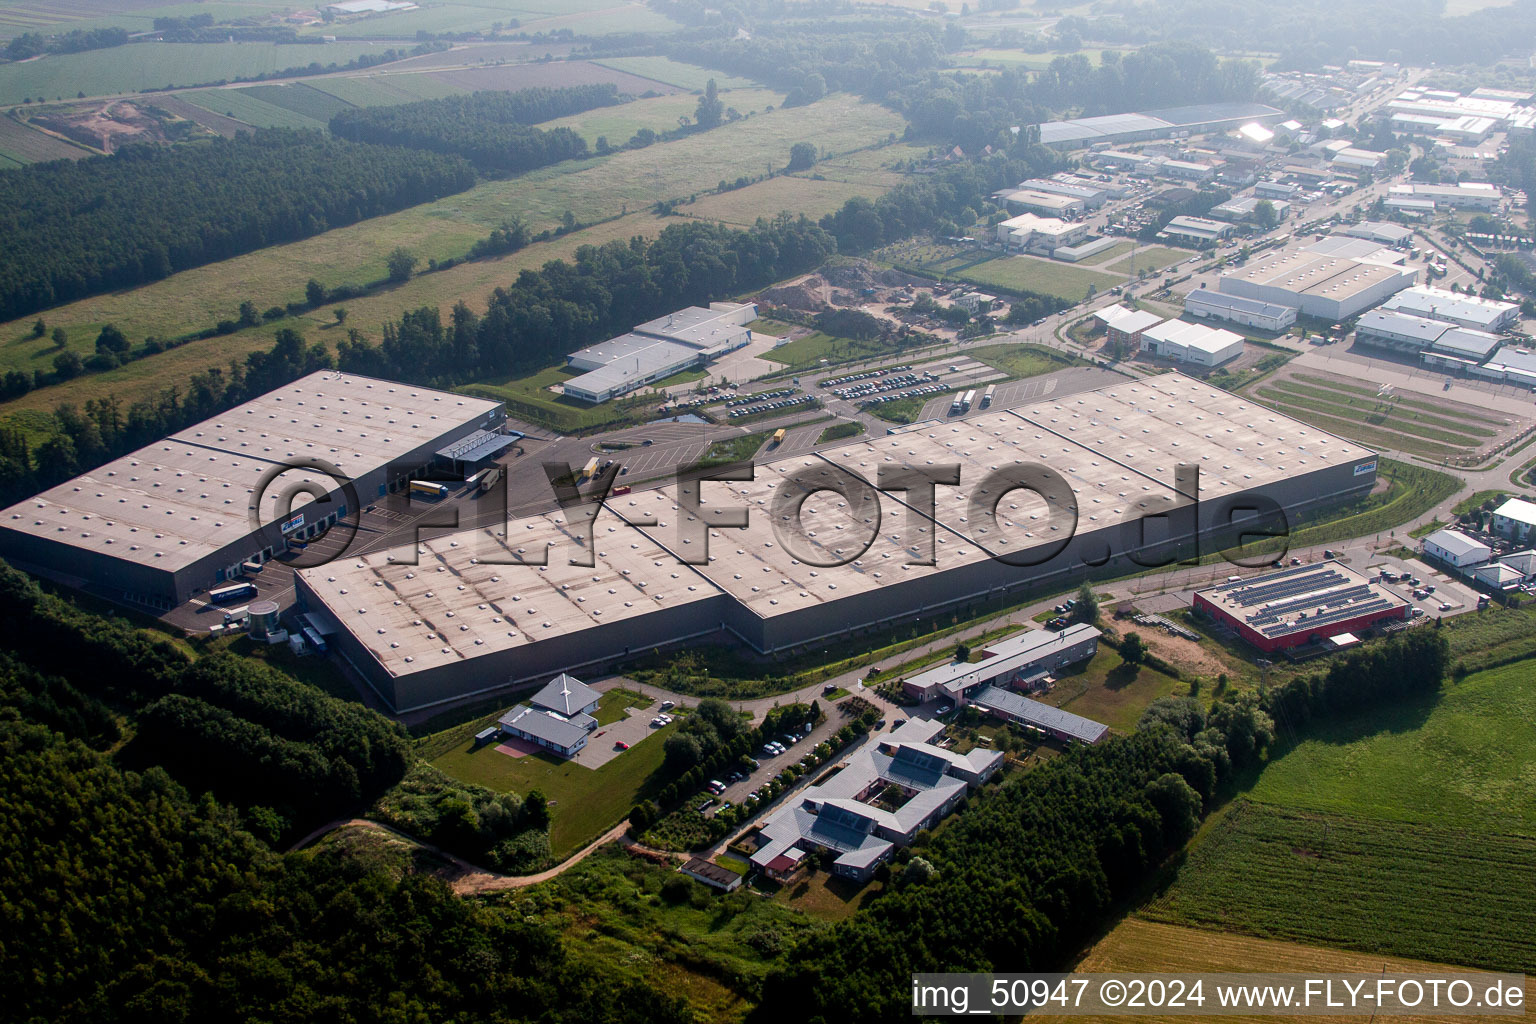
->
[[614, 741, 630, 750], [707, 780, 726, 794], [937, 704, 953, 715], [1439, 602, 1453, 612], [659, 700, 675, 711]]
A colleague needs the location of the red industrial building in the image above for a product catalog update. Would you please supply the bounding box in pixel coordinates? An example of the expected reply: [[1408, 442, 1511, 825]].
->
[[1192, 561, 1410, 652]]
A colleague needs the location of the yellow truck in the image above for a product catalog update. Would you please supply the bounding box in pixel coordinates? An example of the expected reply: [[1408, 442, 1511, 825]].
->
[[770, 428, 787, 447]]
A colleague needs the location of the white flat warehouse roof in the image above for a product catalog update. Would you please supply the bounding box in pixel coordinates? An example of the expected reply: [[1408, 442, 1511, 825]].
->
[[1, 373, 500, 573]]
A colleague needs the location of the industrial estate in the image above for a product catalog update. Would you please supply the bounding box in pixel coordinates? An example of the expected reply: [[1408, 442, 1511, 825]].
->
[[7, 2, 1536, 1020]]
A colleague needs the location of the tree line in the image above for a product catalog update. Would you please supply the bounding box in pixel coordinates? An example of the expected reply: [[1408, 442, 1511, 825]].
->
[[337, 214, 837, 385], [328, 85, 622, 172], [3, 25, 127, 60], [0, 129, 475, 322], [751, 628, 1450, 1021]]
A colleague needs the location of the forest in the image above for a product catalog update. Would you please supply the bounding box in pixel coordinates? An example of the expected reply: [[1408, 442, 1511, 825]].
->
[[328, 85, 621, 171], [0, 130, 475, 322]]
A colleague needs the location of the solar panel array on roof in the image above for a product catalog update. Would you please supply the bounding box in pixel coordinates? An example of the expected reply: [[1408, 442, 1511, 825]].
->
[[1202, 561, 1408, 640]]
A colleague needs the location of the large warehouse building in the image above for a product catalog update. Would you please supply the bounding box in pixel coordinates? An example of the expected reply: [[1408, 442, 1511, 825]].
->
[[0, 373, 505, 609], [1033, 102, 1284, 150], [1217, 243, 1418, 320], [1193, 560, 1410, 652], [562, 302, 757, 403], [297, 373, 1381, 712]]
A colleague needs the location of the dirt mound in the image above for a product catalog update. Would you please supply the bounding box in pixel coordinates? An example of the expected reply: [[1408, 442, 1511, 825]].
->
[[822, 261, 879, 289], [758, 276, 829, 312]]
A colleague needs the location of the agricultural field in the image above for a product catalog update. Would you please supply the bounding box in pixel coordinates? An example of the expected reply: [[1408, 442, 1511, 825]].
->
[[0, 112, 90, 164], [181, 86, 329, 129], [952, 255, 1126, 303], [1246, 660, 1536, 831], [543, 87, 780, 146], [235, 81, 354, 121], [0, 0, 298, 36], [301, 70, 467, 108], [0, 40, 395, 104], [314, 0, 548, 40], [421, 56, 684, 96], [1064, 919, 1533, 1024], [679, 173, 890, 229], [0, 92, 903, 425], [1143, 800, 1536, 972], [592, 56, 757, 92], [1131, 657, 1536, 976], [0, 212, 669, 427], [420, 706, 677, 861]]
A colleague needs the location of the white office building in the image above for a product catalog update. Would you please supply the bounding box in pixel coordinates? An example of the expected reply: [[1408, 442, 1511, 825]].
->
[[1139, 319, 1244, 366], [1421, 528, 1491, 569], [1184, 290, 1298, 332]]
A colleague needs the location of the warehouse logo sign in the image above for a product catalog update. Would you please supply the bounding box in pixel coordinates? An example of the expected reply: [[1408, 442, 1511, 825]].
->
[[1353, 459, 1378, 476]]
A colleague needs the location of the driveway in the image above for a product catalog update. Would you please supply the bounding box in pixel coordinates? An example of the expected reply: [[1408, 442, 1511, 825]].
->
[[573, 706, 663, 769]]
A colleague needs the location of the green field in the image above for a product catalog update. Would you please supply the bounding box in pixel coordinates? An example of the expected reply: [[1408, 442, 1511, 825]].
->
[[1443, 603, 1536, 673], [1146, 800, 1536, 972], [0, 93, 904, 427], [237, 82, 355, 121], [966, 342, 1079, 379], [1141, 656, 1536, 973], [0, 41, 396, 104], [1254, 391, 1484, 458], [422, 709, 677, 861], [302, 71, 468, 108], [461, 365, 651, 434], [761, 331, 920, 372], [681, 173, 891, 229], [866, 394, 932, 425], [1259, 378, 1498, 446], [1248, 662, 1536, 830], [592, 56, 757, 91], [1104, 245, 1193, 275], [182, 87, 329, 129], [951, 255, 1125, 302], [1453, 488, 1508, 515], [1044, 647, 1185, 734], [542, 88, 781, 146], [1077, 240, 1134, 266], [593, 687, 653, 726]]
